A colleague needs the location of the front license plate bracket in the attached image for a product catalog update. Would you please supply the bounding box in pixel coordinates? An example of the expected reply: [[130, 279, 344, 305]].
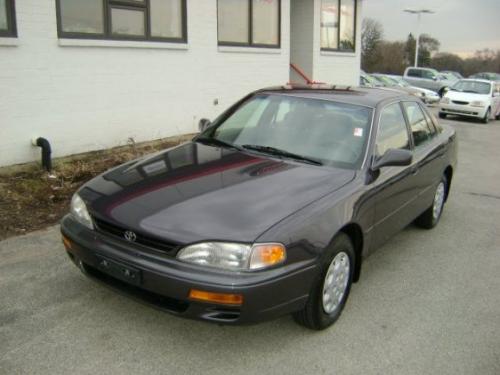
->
[[96, 255, 142, 286]]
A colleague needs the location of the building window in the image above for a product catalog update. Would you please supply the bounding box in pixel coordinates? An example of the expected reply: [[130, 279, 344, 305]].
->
[[56, 0, 187, 43], [217, 0, 280, 48], [0, 0, 16, 37], [320, 0, 356, 52]]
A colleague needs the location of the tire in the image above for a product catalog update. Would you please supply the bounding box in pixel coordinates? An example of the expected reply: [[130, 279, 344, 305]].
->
[[293, 233, 355, 330], [482, 108, 491, 124], [438, 112, 447, 119], [415, 175, 447, 229]]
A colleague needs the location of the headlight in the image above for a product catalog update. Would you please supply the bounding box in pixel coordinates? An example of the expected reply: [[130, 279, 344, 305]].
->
[[70, 193, 94, 230], [440, 97, 450, 104], [177, 242, 286, 271], [470, 101, 486, 107]]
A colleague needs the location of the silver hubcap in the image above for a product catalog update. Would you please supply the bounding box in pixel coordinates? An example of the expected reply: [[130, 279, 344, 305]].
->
[[322, 252, 350, 314], [433, 182, 445, 221]]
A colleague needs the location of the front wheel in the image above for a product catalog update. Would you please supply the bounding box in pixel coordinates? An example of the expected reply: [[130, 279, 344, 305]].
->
[[415, 176, 447, 229], [482, 108, 491, 124], [293, 233, 355, 330]]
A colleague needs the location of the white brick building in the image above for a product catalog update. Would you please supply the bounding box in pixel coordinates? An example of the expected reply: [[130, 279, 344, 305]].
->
[[0, 0, 363, 167]]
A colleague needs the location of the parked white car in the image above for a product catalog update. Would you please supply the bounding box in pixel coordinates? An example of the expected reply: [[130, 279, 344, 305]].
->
[[439, 79, 500, 123]]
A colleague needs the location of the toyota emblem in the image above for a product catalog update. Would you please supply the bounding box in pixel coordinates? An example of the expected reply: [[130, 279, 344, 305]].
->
[[124, 230, 137, 242]]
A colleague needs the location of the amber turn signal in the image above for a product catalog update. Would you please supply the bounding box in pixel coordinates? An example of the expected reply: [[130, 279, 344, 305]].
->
[[249, 243, 286, 270], [189, 289, 243, 306], [62, 235, 72, 250]]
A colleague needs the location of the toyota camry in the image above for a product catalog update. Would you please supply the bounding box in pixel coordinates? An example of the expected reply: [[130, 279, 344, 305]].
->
[[61, 84, 457, 330]]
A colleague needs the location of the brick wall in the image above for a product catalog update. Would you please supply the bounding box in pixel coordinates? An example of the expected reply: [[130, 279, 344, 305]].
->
[[0, 0, 291, 166]]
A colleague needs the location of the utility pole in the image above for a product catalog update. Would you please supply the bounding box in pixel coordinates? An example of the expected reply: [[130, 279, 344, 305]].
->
[[404, 9, 435, 67]]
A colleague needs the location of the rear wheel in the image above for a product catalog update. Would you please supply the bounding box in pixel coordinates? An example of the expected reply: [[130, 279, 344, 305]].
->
[[415, 176, 447, 229], [482, 108, 491, 124], [293, 233, 355, 330], [438, 112, 447, 119]]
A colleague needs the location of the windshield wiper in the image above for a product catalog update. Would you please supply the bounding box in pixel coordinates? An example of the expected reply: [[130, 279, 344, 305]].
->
[[196, 137, 243, 151], [463, 90, 479, 94], [241, 144, 323, 166]]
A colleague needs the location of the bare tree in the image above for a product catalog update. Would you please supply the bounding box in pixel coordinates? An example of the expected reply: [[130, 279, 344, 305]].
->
[[372, 41, 407, 74], [361, 18, 383, 72], [431, 53, 464, 72]]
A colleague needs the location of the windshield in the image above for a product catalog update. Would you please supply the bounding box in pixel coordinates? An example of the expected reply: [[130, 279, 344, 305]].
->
[[491, 73, 500, 80], [393, 77, 410, 87], [451, 80, 491, 94], [442, 73, 458, 81], [363, 74, 379, 85], [374, 75, 397, 86], [204, 94, 373, 169]]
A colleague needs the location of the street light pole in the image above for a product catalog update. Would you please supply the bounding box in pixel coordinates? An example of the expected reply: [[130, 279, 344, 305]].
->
[[404, 9, 435, 67]]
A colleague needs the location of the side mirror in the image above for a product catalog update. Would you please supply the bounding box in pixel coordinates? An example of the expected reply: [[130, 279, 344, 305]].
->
[[198, 118, 211, 132], [371, 149, 413, 171], [432, 76, 438, 81]]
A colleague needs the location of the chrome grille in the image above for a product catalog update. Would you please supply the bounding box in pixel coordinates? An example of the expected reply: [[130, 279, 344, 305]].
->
[[93, 217, 178, 254]]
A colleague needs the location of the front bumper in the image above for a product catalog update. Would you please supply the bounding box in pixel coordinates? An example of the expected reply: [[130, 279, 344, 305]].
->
[[423, 95, 440, 104], [61, 215, 317, 325], [440, 103, 487, 118]]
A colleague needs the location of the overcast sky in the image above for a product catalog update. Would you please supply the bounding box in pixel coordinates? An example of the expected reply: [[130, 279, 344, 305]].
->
[[362, 0, 500, 57]]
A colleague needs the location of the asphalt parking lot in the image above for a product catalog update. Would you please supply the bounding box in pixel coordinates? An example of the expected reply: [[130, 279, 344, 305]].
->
[[1, 110, 500, 375]]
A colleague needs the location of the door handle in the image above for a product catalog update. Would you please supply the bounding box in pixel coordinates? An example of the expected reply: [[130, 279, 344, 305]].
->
[[410, 166, 419, 175]]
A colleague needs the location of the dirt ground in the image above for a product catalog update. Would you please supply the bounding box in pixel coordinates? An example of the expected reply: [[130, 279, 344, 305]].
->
[[0, 135, 194, 240]]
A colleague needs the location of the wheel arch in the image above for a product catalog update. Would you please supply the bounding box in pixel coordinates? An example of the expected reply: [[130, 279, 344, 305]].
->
[[444, 165, 453, 201], [338, 223, 364, 283]]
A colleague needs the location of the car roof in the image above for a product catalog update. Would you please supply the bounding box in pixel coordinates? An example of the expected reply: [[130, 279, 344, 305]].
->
[[406, 67, 436, 71], [258, 85, 413, 108], [458, 78, 492, 84]]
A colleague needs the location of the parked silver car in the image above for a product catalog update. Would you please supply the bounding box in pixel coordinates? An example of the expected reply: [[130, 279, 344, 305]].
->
[[468, 72, 500, 82], [379, 74, 440, 104], [403, 67, 454, 95], [441, 70, 463, 80], [360, 71, 383, 87]]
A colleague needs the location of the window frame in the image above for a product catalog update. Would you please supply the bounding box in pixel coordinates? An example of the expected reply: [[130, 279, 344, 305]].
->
[[55, 0, 188, 43], [216, 0, 281, 49], [0, 0, 17, 38], [407, 68, 422, 78], [401, 101, 435, 149], [374, 101, 411, 158], [320, 0, 357, 53]]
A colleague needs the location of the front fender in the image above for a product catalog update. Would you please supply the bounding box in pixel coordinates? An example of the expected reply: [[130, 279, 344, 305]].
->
[[256, 176, 372, 269]]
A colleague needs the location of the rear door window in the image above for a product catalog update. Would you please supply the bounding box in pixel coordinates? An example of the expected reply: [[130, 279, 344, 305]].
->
[[403, 102, 434, 147]]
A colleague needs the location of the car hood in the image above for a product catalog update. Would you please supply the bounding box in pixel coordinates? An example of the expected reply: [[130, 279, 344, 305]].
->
[[412, 86, 439, 96], [445, 91, 490, 102], [80, 142, 356, 244]]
